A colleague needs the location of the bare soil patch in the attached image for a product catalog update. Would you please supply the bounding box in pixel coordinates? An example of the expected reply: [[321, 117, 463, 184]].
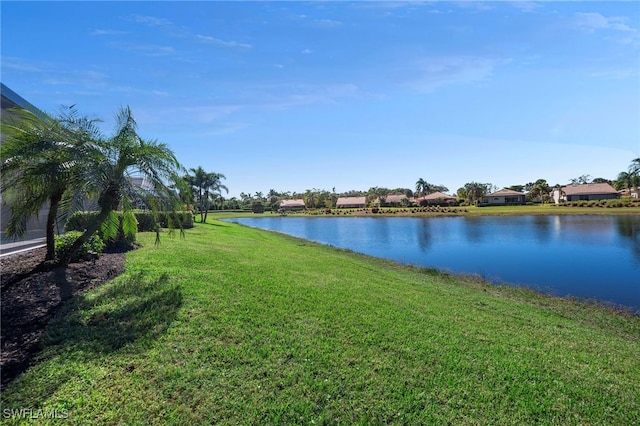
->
[[1, 247, 126, 389]]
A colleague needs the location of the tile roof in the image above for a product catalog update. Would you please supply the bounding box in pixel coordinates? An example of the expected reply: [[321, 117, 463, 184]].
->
[[280, 199, 305, 207], [486, 188, 525, 197], [377, 194, 409, 203], [561, 183, 618, 196], [336, 196, 366, 206], [423, 191, 457, 200]]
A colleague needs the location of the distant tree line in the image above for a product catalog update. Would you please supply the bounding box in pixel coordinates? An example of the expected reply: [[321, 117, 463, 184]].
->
[[229, 158, 640, 211]]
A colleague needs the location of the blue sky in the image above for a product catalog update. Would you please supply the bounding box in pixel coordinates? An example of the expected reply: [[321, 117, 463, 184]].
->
[[2, 1, 639, 198]]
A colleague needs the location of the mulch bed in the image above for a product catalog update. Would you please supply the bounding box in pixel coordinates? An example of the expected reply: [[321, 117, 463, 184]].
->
[[1, 247, 127, 390]]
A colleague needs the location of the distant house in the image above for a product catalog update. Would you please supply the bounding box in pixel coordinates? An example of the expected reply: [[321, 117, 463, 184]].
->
[[279, 199, 306, 211], [127, 175, 155, 209], [415, 192, 458, 206], [336, 196, 367, 209], [618, 188, 639, 199], [373, 194, 409, 207], [481, 189, 526, 206], [553, 183, 619, 204]]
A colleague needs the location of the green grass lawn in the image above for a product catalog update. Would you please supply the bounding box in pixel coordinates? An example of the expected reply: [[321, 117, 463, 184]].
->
[[2, 221, 639, 424]]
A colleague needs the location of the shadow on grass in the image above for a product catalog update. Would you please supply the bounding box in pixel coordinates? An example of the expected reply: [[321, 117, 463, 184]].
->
[[47, 272, 181, 353], [199, 220, 230, 227], [3, 271, 182, 401]]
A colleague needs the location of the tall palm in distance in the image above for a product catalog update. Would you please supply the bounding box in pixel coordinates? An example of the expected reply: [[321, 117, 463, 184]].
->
[[415, 178, 428, 199], [187, 166, 209, 223], [627, 158, 640, 198], [629, 158, 640, 176], [185, 168, 228, 221], [415, 178, 447, 202], [208, 172, 228, 214], [614, 172, 635, 192]]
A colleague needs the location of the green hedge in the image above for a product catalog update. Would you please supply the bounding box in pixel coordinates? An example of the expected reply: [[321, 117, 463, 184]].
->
[[560, 198, 638, 208], [65, 211, 194, 236], [55, 231, 105, 262]]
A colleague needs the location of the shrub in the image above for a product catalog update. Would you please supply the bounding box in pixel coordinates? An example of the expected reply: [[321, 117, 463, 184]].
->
[[66, 211, 193, 234], [55, 231, 105, 262], [252, 202, 265, 214]]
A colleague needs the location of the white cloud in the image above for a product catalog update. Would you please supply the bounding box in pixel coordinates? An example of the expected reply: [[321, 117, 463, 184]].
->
[[43, 70, 109, 89], [134, 104, 241, 128], [302, 49, 312, 54], [587, 68, 639, 80], [260, 83, 359, 110], [90, 29, 127, 36], [130, 15, 172, 27], [408, 56, 505, 93], [356, 2, 429, 10], [1, 57, 43, 73], [507, 1, 542, 13], [221, 83, 359, 111], [451, 2, 494, 12], [314, 18, 343, 27], [180, 122, 252, 138], [182, 105, 241, 124], [110, 42, 176, 57], [195, 35, 252, 49], [573, 12, 637, 33]]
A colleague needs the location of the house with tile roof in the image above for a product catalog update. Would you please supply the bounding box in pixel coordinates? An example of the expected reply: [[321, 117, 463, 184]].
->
[[414, 192, 458, 206], [336, 196, 367, 208], [480, 189, 526, 206], [279, 199, 306, 211], [553, 183, 619, 204]]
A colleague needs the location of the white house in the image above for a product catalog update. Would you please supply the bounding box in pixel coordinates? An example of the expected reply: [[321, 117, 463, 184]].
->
[[481, 189, 526, 206], [553, 183, 619, 204]]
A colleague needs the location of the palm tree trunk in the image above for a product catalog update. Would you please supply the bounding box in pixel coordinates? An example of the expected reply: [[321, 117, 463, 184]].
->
[[45, 190, 64, 261]]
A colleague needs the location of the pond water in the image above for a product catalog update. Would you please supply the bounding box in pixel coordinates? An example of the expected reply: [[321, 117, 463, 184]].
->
[[224, 215, 640, 312]]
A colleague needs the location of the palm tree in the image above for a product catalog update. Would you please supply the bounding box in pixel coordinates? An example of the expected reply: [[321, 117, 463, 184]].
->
[[60, 106, 183, 264], [614, 172, 634, 192], [1, 107, 101, 261], [304, 189, 319, 209], [415, 178, 427, 198], [463, 182, 491, 205], [629, 158, 640, 197], [368, 186, 389, 207], [629, 158, 640, 176], [187, 166, 210, 223], [203, 172, 228, 220], [529, 179, 551, 204]]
